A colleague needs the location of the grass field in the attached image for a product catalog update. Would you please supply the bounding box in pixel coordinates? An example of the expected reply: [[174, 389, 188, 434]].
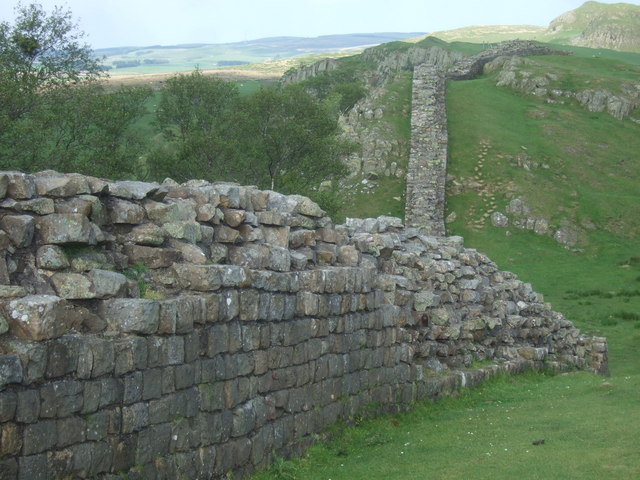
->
[[248, 44, 640, 480]]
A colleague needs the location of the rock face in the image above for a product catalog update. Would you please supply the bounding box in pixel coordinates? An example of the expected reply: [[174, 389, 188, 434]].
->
[[0, 170, 607, 479], [486, 55, 640, 120]]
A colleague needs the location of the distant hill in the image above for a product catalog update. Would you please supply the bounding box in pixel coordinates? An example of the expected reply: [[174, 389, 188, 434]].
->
[[545, 1, 640, 51], [95, 32, 425, 75], [428, 1, 640, 53]]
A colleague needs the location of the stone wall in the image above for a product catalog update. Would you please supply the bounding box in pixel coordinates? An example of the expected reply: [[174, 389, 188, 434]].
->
[[405, 40, 571, 236], [0, 170, 607, 479], [404, 65, 448, 235]]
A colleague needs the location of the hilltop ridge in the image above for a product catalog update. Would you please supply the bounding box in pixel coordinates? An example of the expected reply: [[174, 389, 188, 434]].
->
[[429, 1, 640, 52]]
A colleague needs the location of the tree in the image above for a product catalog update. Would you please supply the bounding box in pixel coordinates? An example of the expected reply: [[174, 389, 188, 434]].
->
[[0, 2, 104, 121], [233, 84, 350, 193], [147, 69, 239, 182], [0, 3, 150, 177]]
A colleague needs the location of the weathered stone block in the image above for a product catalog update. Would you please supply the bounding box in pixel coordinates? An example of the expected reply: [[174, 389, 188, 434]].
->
[[4, 171, 35, 199], [0, 215, 35, 247], [122, 402, 150, 433], [173, 264, 249, 291], [222, 208, 246, 227], [108, 180, 162, 200], [255, 210, 287, 226], [268, 246, 291, 272], [164, 221, 202, 243], [214, 224, 240, 243], [167, 238, 207, 264], [36, 245, 70, 270], [414, 291, 441, 311], [23, 419, 57, 455], [36, 213, 99, 245], [1, 422, 21, 457], [338, 245, 359, 266], [136, 423, 171, 465], [51, 269, 127, 299], [7, 295, 70, 341], [123, 244, 181, 269], [108, 198, 145, 224], [102, 298, 160, 334], [125, 223, 166, 245], [0, 354, 23, 388], [228, 245, 269, 270], [261, 226, 290, 248], [158, 295, 205, 333]]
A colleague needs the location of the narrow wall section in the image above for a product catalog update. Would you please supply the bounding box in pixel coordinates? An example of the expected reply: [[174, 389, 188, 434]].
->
[[405, 65, 448, 235]]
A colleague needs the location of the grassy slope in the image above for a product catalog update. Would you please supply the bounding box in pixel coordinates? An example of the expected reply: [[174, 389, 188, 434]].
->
[[249, 45, 640, 480]]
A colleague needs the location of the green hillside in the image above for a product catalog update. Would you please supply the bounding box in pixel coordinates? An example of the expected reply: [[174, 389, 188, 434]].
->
[[429, 1, 640, 53]]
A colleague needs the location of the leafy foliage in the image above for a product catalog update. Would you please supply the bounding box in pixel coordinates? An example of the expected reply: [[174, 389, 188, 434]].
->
[[233, 84, 350, 192], [147, 73, 351, 211], [148, 69, 239, 182], [0, 3, 151, 177]]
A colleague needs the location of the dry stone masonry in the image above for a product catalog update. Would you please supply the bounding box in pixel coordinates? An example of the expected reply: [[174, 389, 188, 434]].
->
[[405, 65, 448, 235], [0, 170, 607, 479], [405, 40, 570, 236]]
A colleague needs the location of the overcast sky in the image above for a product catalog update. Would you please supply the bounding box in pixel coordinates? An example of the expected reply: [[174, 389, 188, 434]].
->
[[1, 0, 639, 49]]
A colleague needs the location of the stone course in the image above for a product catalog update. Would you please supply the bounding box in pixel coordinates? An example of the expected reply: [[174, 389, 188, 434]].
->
[[0, 169, 607, 479]]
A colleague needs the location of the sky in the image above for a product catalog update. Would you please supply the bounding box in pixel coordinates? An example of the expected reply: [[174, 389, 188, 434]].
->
[[1, 0, 640, 49]]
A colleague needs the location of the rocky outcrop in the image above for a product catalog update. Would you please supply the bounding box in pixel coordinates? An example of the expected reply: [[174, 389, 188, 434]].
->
[[280, 57, 339, 83], [0, 170, 607, 479], [362, 44, 464, 85], [486, 55, 640, 120]]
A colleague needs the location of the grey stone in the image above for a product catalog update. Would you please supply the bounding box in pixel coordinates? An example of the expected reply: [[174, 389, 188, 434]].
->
[[158, 295, 205, 334], [228, 244, 269, 269], [51, 269, 126, 299], [123, 244, 181, 269], [22, 419, 57, 455], [36, 245, 70, 270], [164, 221, 202, 243], [33, 172, 91, 197], [0, 391, 17, 422], [7, 295, 70, 341], [4, 171, 36, 199], [108, 198, 146, 224], [125, 223, 166, 245], [18, 454, 48, 480], [214, 224, 240, 243], [36, 213, 98, 245], [122, 402, 149, 433], [167, 238, 208, 264], [102, 298, 160, 334], [1, 197, 55, 215], [108, 180, 162, 200], [0, 354, 23, 388], [0, 215, 35, 248], [491, 211, 509, 228]]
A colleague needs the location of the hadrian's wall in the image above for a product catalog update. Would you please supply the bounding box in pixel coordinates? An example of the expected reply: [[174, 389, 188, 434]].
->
[[404, 65, 448, 234], [405, 40, 570, 237], [0, 171, 607, 479]]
